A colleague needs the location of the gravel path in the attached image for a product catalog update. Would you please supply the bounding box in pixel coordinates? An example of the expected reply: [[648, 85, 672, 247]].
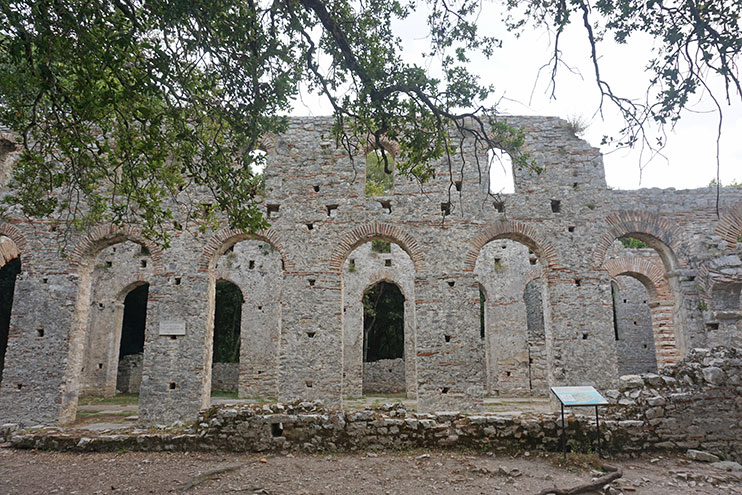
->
[[1, 447, 740, 494]]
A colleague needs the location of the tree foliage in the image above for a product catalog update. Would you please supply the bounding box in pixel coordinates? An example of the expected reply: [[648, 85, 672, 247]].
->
[[505, 0, 741, 151], [365, 151, 394, 197], [619, 236, 649, 249], [0, 0, 738, 241], [0, 0, 521, 244]]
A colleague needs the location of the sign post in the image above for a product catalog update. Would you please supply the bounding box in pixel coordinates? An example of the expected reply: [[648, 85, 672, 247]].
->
[[550, 386, 608, 460]]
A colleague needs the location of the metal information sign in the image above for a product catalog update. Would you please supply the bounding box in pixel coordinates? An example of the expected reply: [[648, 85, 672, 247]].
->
[[551, 386, 609, 406], [550, 386, 608, 459]]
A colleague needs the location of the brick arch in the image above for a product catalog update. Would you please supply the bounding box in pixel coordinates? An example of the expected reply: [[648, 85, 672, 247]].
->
[[463, 220, 560, 272], [714, 203, 742, 250], [69, 225, 164, 274], [592, 211, 686, 270], [0, 223, 30, 271], [361, 273, 411, 301], [329, 222, 424, 274], [603, 256, 668, 301], [199, 227, 295, 273], [604, 256, 681, 368]]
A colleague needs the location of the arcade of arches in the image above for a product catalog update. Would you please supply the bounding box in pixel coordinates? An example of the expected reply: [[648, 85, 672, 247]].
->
[[0, 115, 740, 427]]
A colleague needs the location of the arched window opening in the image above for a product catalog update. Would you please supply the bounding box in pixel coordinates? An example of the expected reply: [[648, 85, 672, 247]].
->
[[365, 149, 394, 196], [0, 257, 21, 384], [488, 148, 515, 195], [475, 238, 547, 397], [612, 276, 657, 375]]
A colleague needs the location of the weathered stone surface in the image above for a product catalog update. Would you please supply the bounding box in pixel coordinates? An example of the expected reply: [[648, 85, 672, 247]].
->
[[0, 115, 741, 428], [687, 450, 721, 463], [710, 461, 742, 472], [702, 366, 725, 385]]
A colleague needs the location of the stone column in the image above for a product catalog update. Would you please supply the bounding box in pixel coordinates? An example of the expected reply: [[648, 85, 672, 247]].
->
[[138, 273, 204, 425], [0, 273, 78, 425], [277, 272, 343, 407]]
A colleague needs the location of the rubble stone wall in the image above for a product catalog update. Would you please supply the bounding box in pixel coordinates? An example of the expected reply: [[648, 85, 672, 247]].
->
[[605, 347, 741, 461], [9, 347, 740, 462]]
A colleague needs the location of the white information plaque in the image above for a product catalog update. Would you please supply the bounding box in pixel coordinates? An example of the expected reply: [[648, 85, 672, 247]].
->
[[159, 320, 186, 336]]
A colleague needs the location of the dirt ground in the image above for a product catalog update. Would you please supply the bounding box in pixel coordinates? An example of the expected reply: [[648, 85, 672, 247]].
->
[[1, 447, 740, 495]]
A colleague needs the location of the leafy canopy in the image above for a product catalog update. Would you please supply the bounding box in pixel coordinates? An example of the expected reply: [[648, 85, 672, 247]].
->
[[0, 0, 739, 243], [0, 0, 508, 244]]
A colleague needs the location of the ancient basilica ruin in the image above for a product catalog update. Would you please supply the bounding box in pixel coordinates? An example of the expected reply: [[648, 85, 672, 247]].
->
[[0, 116, 741, 427]]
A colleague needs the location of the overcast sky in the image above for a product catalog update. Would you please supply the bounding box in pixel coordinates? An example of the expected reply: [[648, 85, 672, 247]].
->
[[289, 3, 742, 191]]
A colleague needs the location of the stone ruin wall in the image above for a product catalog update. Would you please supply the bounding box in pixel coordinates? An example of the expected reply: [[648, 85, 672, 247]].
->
[[8, 347, 740, 463], [0, 116, 740, 427]]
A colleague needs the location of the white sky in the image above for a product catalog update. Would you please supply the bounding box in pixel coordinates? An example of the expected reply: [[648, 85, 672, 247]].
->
[[289, 3, 742, 191]]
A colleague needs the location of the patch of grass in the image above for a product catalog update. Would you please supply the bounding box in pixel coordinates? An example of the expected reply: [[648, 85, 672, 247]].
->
[[77, 410, 134, 418], [78, 393, 139, 406], [211, 390, 239, 399]]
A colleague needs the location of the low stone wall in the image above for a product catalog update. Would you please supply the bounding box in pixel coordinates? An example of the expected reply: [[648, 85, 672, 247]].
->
[[116, 355, 237, 395], [212, 363, 238, 392], [603, 346, 741, 462], [116, 353, 142, 394], [363, 359, 405, 395], [7, 347, 740, 462]]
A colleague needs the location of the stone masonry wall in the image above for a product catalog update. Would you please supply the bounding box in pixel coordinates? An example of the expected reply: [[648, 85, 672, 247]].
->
[[1, 115, 742, 426], [9, 346, 740, 462], [604, 347, 741, 461], [116, 353, 142, 395], [363, 358, 405, 394], [613, 275, 658, 375], [211, 363, 239, 393], [115, 356, 239, 395]]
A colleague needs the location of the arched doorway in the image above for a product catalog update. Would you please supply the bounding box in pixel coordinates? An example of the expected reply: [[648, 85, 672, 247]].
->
[[115, 283, 149, 395], [602, 237, 681, 369], [524, 278, 547, 393], [211, 238, 283, 400], [362, 280, 405, 395], [342, 239, 417, 400], [0, 257, 20, 384], [611, 276, 658, 375], [211, 280, 243, 396], [474, 237, 549, 397], [82, 241, 154, 398]]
